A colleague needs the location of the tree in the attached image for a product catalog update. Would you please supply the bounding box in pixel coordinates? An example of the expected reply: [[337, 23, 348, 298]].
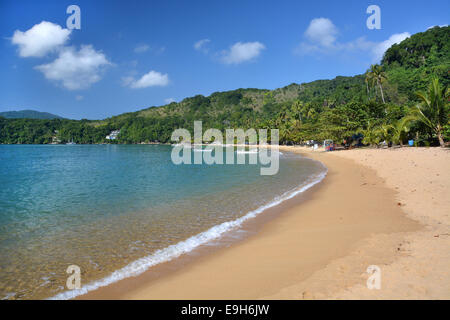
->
[[388, 119, 410, 146], [364, 74, 371, 100], [403, 78, 449, 147], [362, 121, 382, 147], [367, 64, 387, 103]]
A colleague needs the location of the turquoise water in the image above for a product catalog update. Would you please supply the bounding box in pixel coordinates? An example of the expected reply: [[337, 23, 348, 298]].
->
[[0, 145, 325, 299]]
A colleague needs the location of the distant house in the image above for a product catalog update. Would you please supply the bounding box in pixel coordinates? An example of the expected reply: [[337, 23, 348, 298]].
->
[[51, 130, 61, 144], [106, 130, 120, 140]]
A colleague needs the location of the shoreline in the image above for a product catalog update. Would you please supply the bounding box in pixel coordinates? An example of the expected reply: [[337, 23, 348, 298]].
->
[[318, 147, 450, 299], [78, 146, 443, 299], [56, 150, 326, 300]]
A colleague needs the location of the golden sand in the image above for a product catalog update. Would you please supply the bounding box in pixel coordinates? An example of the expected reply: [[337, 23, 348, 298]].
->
[[80, 147, 449, 299]]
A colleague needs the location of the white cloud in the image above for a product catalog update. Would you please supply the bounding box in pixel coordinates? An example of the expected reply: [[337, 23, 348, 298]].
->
[[221, 41, 265, 64], [11, 21, 71, 57], [335, 37, 373, 51], [427, 24, 448, 30], [134, 44, 165, 55], [134, 44, 150, 53], [296, 18, 339, 54], [164, 98, 176, 104], [372, 32, 410, 62], [296, 18, 410, 63], [35, 45, 111, 90], [194, 39, 211, 53], [123, 70, 169, 89], [75, 95, 83, 101], [304, 18, 338, 47]]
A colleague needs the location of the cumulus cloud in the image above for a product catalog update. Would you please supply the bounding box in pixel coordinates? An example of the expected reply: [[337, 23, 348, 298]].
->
[[11, 21, 71, 57], [221, 41, 265, 64], [35, 45, 111, 90], [164, 97, 176, 104], [296, 18, 339, 54], [304, 18, 338, 47], [194, 39, 211, 53], [372, 32, 411, 62], [123, 70, 169, 89], [427, 24, 448, 30], [297, 17, 410, 63]]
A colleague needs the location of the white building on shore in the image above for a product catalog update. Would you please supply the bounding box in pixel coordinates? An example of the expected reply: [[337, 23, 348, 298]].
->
[[106, 130, 120, 140]]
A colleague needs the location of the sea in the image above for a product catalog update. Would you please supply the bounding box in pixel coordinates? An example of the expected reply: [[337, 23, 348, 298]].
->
[[0, 144, 326, 299]]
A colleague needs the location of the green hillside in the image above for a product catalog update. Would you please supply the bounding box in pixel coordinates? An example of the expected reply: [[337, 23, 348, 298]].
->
[[0, 110, 63, 120], [383, 26, 450, 100], [1, 26, 449, 146]]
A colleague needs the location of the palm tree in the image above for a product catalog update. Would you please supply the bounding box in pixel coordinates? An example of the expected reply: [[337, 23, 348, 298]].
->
[[380, 124, 392, 145], [364, 74, 371, 99], [362, 120, 382, 147], [367, 64, 387, 103], [291, 100, 303, 122], [403, 78, 448, 147], [388, 119, 411, 146], [365, 72, 376, 101]]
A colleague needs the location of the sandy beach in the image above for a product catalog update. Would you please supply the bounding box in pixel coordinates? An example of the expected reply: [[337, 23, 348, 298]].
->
[[80, 146, 449, 300]]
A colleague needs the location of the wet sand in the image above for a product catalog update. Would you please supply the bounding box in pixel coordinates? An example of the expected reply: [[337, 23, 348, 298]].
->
[[79, 146, 447, 299]]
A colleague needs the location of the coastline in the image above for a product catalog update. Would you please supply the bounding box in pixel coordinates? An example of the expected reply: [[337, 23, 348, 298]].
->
[[77, 146, 449, 299], [315, 147, 450, 299], [54, 149, 326, 300]]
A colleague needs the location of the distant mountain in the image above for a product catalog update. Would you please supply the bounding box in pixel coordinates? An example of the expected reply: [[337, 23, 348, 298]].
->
[[0, 110, 63, 119]]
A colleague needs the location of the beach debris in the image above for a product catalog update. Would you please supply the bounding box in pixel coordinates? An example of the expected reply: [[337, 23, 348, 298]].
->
[[433, 233, 449, 238], [302, 291, 314, 299]]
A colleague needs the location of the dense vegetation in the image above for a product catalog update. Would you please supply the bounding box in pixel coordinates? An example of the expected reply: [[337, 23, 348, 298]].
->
[[1, 26, 449, 147], [0, 118, 111, 144], [0, 110, 62, 119]]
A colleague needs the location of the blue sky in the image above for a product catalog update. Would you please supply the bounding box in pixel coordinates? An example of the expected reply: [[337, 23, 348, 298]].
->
[[0, 0, 448, 119]]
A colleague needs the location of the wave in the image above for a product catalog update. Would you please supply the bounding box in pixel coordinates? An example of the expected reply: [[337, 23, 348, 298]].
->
[[49, 159, 327, 300], [172, 143, 191, 148]]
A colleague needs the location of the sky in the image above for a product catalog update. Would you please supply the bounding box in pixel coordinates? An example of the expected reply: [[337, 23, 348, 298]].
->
[[0, 0, 448, 119]]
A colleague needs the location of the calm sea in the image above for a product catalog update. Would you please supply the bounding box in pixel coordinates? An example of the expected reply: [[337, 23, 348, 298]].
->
[[0, 145, 326, 299]]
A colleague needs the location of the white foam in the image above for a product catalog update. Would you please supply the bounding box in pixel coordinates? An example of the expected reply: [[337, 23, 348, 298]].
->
[[172, 143, 191, 148], [49, 160, 327, 300]]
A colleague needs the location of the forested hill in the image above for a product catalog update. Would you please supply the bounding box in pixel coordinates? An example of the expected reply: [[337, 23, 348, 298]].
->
[[102, 27, 448, 129], [0, 26, 449, 146], [382, 26, 450, 100], [0, 110, 63, 119]]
